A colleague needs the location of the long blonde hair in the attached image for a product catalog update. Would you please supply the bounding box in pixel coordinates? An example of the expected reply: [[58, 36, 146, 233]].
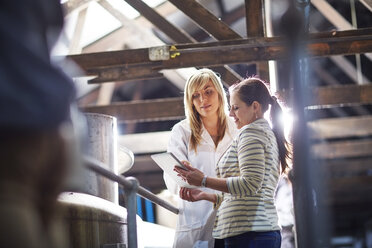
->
[[184, 68, 229, 151]]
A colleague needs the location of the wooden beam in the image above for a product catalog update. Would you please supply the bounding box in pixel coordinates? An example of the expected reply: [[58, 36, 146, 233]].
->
[[305, 104, 372, 121], [77, 86, 100, 105], [264, 0, 279, 92], [74, 28, 372, 68], [81, 97, 184, 123], [221, 4, 245, 24], [83, 1, 179, 52], [168, 0, 241, 40], [87, 66, 164, 83], [311, 0, 372, 61], [330, 55, 370, 84], [245, 0, 270, 82], [324, 157, 372, 176], [62, 0, 94, 16], [308, 84, 372, 106], [308, 116, 372, 140], [310, 60, 340, 85], [96, 82, 116, 105], [117, 118, 359, 164], [327, 186, 372, 205], [190, 4, 246, 41], [329, 202, 372, 220], [80, 84, 372, 123], [69, 8, 87, 53], [311, 0, 352, 30], [311, 139, 372, 159], [312, 25, 370, 84], [360, 0, 372, 12], [166, 0, 244, 84], [311, 0, 369, 84], [211, 66, 243, 86], [245, 0, 264, 37], [124, 81, 145, 134], [123, 0, 194, 44], [122, 0, 242, 86], [329, 176, 372, 195], [81, 0, 239, 89], [91, 1, 188, 91], [67, 28, 372, 82]]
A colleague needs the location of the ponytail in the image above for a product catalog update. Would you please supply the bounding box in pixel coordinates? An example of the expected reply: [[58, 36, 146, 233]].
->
[[270, 96, 291, 174]]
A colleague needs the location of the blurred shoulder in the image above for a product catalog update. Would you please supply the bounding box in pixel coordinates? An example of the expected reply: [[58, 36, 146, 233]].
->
[[171, 119, 190, 135]]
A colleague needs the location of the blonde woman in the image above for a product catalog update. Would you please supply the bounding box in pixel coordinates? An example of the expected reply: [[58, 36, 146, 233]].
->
[[164, 68, 237, 248]]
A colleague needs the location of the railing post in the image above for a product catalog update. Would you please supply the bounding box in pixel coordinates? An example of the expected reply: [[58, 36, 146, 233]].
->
[[124, 177, 139, 248], [84, 156, 179, 247]]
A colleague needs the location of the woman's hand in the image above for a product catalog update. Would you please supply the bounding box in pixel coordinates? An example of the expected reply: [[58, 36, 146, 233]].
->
[[179, 187, 205, 202], [174, 161, 204, 186], [179, 187, 217, 203]]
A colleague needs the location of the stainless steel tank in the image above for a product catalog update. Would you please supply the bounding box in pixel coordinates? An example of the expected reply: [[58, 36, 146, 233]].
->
[[59, 112, 135, 248], [58, 192, 128, 248], [65, 113, 134, 204], [84, 113, 119, 203]]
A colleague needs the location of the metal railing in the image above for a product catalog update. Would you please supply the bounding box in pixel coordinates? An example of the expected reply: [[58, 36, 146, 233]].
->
[[84, 155, 179, 248]]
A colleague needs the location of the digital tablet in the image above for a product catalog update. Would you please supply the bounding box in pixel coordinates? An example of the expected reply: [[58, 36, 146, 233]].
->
[[151, 152, 197, 188]]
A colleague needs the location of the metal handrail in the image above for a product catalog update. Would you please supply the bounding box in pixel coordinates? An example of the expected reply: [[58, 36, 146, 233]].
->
[[83, 155, 179, 248]]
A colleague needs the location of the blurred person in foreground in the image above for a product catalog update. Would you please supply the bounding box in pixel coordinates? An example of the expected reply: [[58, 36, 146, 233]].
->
[[175, 77, 292, 248], [0, 1, 76, 247], [164, 68, 237, 248]]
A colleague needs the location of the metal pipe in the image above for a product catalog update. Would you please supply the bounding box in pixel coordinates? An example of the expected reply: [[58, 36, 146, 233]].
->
[[83, 155, 179, 215], [124, 177, 139, 248], [137, 187, 179, 214]]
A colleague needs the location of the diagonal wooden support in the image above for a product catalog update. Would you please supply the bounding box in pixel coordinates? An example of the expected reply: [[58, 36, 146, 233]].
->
[[168, 0, 241, 40]]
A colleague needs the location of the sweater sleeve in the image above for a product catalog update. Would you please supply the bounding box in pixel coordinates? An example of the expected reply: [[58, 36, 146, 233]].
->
[[226, 127, 266, 196], [213, 193, 224, 209]]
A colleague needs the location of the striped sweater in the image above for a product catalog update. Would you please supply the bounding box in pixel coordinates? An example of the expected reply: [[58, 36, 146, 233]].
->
[[212, 118, 280, 239]]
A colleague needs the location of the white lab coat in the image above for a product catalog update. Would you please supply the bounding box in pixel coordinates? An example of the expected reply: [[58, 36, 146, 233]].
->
[[164, 118, 237, 248]]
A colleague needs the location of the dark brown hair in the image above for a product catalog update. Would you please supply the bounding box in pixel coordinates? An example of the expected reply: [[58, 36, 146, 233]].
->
[[229, 77, 291, 173]]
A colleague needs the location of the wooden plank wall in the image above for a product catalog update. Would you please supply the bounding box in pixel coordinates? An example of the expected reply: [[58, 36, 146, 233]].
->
[[307, 87, 372, 236]]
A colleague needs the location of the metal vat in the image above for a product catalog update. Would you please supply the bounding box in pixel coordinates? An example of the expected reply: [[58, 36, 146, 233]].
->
[[65, 113, 134, 204], [84, 113, 119, 203], [58, 192, 127, 248]]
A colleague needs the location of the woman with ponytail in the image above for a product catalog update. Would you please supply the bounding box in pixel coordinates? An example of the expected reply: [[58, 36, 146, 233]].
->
[[175, 77, 291, 248]]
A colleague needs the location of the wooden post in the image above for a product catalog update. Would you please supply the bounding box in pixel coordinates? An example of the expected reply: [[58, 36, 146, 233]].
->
[[245, 0, 270, 81]]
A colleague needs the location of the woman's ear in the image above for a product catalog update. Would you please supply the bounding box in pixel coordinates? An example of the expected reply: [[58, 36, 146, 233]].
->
[[252, 101, 260, 111], [252, 101, 262, 116]]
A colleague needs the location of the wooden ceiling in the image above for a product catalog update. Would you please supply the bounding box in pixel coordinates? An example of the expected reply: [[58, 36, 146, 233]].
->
[[60, 0, 372, 245]]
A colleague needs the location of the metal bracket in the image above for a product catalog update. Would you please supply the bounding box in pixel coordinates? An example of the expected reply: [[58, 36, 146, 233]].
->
[[149, 46, 170, 61]]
